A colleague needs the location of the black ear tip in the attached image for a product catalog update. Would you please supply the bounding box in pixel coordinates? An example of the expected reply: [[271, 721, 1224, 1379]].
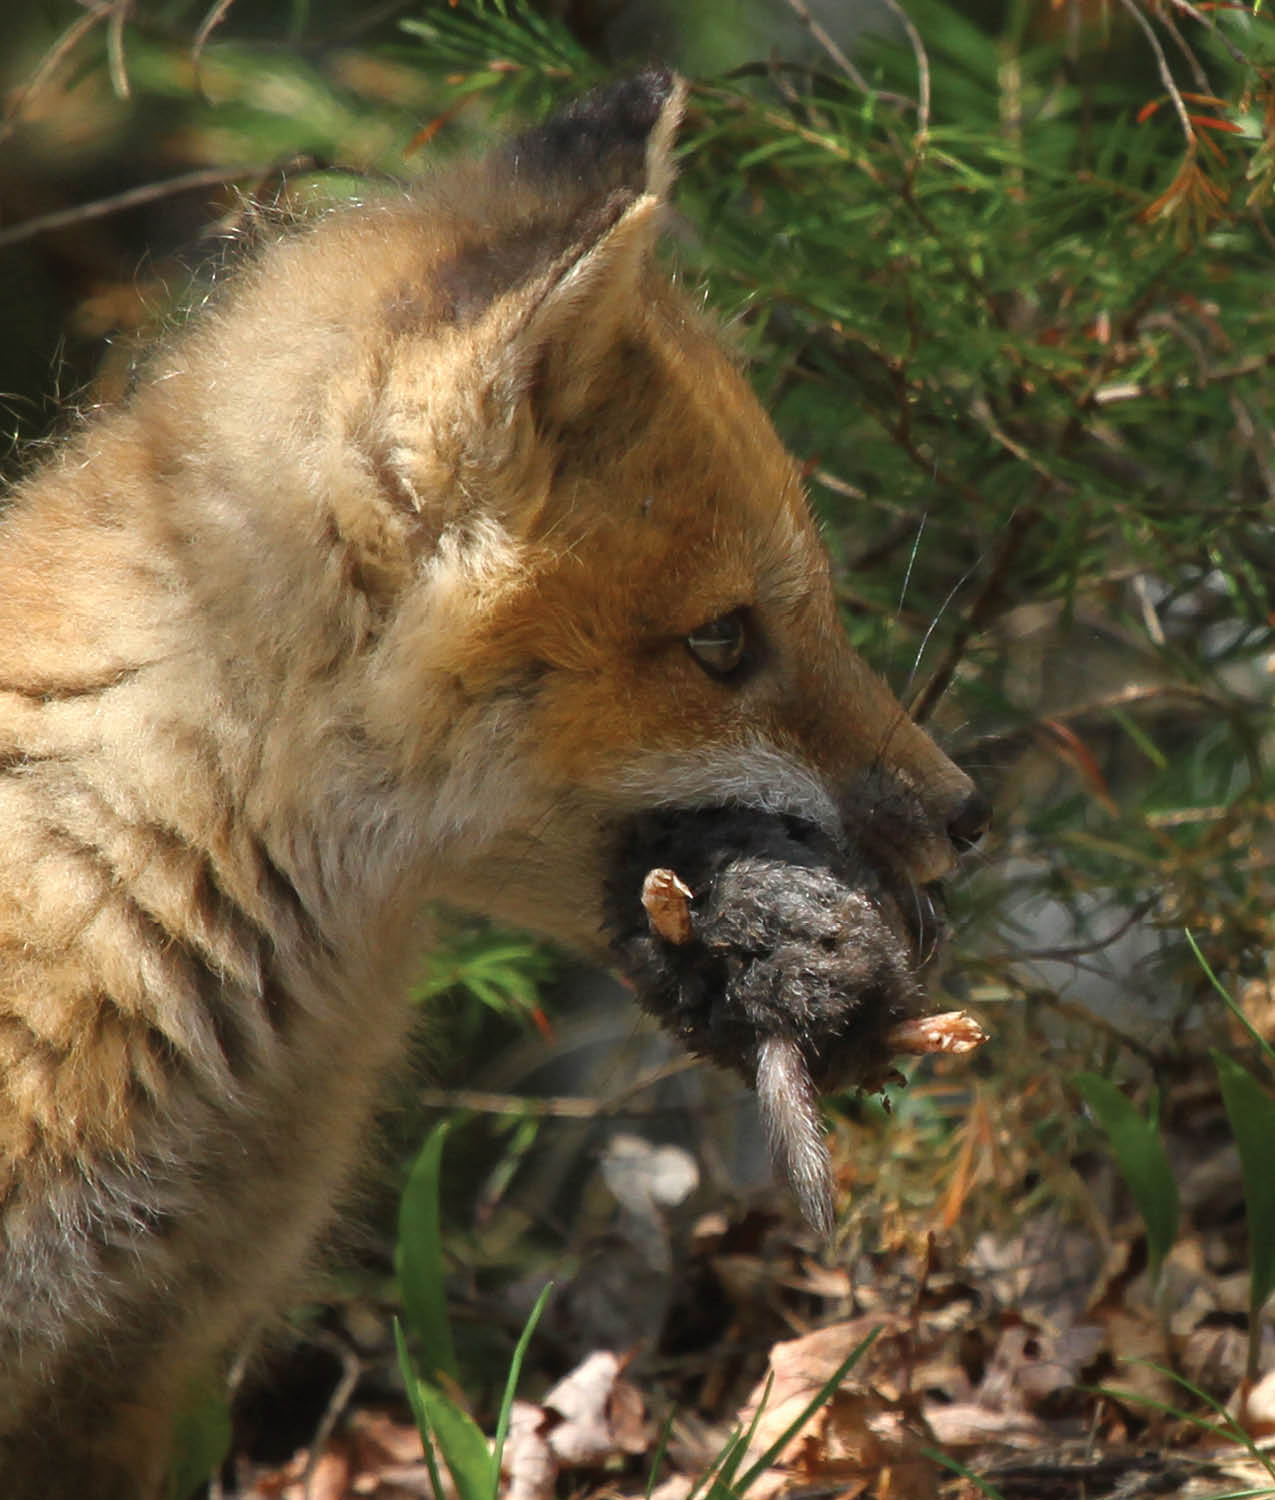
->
[[504, 69, 682, 193], [550, 67, 677, 140]]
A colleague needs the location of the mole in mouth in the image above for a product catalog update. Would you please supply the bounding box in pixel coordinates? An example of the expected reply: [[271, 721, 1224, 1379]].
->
[[605, 806, 985, 1236]]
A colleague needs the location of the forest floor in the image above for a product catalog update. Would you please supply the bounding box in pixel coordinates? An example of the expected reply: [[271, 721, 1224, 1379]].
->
[[221, 995, 1275, 1500]]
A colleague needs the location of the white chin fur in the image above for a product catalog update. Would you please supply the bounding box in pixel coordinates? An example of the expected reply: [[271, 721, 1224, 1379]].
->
[[615, 742, 841, 836]]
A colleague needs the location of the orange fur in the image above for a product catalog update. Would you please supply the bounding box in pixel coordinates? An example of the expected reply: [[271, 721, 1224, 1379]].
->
[[0, 72, 979, 1495]]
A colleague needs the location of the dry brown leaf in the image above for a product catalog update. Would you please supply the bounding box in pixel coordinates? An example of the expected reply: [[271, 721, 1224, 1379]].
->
[[1230, 977, 1275, 1047], [920, 1401, 1050, 1450], [968, 1215, 1103, 1327], [500, 1355, 649, 1500], [1180, 1320, 1250, 1397], [1095, 1307, 1177, 1411], [1231, 1368, 1275, 1439], [644, 1478, 694, 1500], [501, 1400, 557, 1500], [346, 1410, 427, 1466], [736, 1320, 939, 1499], [977, 1321, 1105, 1410], [544, 1350, 649, 1465]]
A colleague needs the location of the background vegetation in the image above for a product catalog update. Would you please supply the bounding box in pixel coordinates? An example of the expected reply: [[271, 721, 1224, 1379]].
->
[[4, 1, 1275, 1495]]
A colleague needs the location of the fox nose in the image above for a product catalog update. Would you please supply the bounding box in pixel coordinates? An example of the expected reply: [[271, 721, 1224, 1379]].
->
[[947, 787, 991, 853]]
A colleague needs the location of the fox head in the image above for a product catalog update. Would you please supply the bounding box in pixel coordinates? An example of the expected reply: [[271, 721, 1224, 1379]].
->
[[352, 72, 989, 943], [127, 72, 984, 955]]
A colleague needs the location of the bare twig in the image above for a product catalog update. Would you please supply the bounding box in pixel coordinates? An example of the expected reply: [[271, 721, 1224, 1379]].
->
[[1156, 3, 1212, 95], [1115, 0, 1196, 151], [720, 59, 917, 118], [977, 897, 1159, 966], [105, 0, 133, 101], [1093, 353, 1275, 405], [0, 160, 308, 251], [193, 0, 239, 73], [812, 468, 868, 503], [908, 506, 1038, 725], [1166, 0, 1249, 67], [968, 396, 1071, 487], [301, 1334, 363, 1500], [779, 0, 874, 97], [879, 0, 932, 139], [416, 1055, 704, 1122], [0, 0, 114, 147]]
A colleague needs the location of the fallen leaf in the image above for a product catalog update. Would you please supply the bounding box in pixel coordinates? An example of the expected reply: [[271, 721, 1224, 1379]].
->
[[545, 1350, 649, 1465], [736, 1321, 939, 1499]]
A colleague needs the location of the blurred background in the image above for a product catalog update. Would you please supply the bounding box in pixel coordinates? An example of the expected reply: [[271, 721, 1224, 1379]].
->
[[4, 2, 1275, 1493]]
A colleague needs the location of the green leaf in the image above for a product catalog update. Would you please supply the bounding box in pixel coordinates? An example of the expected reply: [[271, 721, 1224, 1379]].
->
[[167, 1377, 232, 1500], [1074, 1073, 1179, 1286], [1212, 1051, 1275, 1318], [396, 1121, 459, 1382], [394, 1320, 493, 1500], [394, 1318, 447, 1500], [1188, 931, 1275, 1072], [417, 1380, 496, 1500], [490, 1282, 553, 1494]]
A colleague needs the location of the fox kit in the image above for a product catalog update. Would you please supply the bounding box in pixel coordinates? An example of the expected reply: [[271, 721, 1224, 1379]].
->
[[0, 71, 985, 1495]]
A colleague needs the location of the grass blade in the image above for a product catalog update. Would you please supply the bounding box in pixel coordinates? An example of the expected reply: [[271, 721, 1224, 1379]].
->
[[1187, 931, 1275, 1070], [1212, 1049, 1275, 1376], [489, 1281, 554, 1495], [394, 1318, 449, 1500], [1074, 1073, 1179, 1287], [732, 1328, 882, 1494], [396, 1120, 459, 1382]]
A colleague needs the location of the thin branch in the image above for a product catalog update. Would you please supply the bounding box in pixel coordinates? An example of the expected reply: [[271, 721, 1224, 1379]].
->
[[812, 468, 867, 503], [0, 0, 114, 147], [1114, 0, 1196, 150], [1166, 0, 1250, 67], [720, 58, 917, 117], [0, 160, 308, 251], [416, 1054, 704, 1122], [1156, 3, 1212, 95], [1033, 992, 1164, 1069], [779, 0, 875, 97], [907, 506, 1038, 725], [968, 396, 1071, 487], [878, 0, 932, 139], [977, 897, 1159, 966], [1093, 352, 1275, 405], [300, 1335, 362, 1500], [106, 0, 133, 101], [193, 0, 239, 73]]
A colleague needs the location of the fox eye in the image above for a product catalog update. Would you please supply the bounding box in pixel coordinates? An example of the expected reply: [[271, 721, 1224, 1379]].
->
[[686, 610, 749, 678]]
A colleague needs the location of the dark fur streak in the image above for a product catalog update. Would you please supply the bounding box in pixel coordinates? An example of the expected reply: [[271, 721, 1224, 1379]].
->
[[0, 750, 62, 774], [251, 837, 328, 956], [0, 666, 142, 703]]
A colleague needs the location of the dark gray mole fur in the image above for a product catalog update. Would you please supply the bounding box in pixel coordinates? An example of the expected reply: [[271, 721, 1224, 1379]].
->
[[606, 807, 922, 1095]]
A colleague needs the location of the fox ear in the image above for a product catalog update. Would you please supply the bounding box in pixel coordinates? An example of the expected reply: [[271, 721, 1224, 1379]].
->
[[479, 70, 687, 428], [498, 67, 685, 207], [487, 192, 663, 427]]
